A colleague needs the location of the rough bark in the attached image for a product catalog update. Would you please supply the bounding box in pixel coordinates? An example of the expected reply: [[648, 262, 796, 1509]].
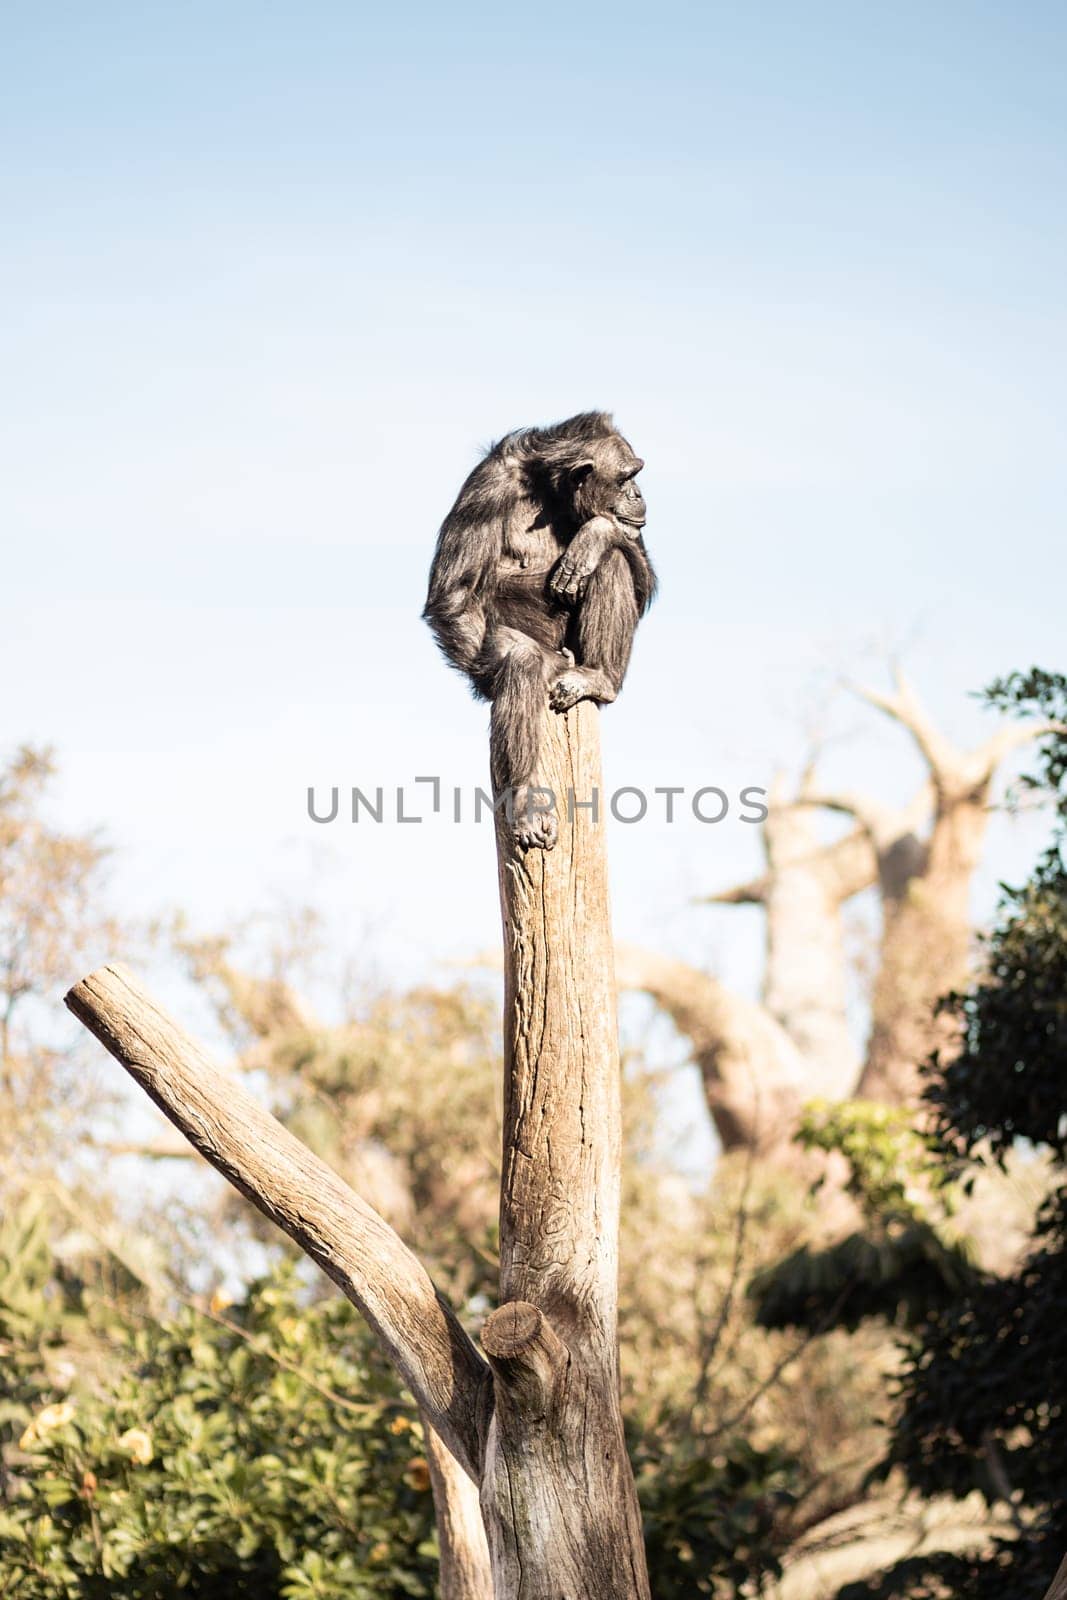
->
[[614, 943, 810, 1154], [64, 964, 490, 1483], [485, 700, 650, 1599]]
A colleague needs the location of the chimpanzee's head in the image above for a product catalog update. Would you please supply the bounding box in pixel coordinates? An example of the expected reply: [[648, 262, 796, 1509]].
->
[[569, 429, 646, 531], [520, 411, 646, 533]]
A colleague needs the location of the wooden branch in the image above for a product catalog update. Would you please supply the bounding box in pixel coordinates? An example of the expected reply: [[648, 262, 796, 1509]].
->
[[851, 670, 1063, 808], [64, 964, 489, 1482], [615, 942, 811, 1152], [702, 816, 877, 909], [970, 718, 1066, 786], [702, 874, 769, 905], [796, 786, 892, 835], [422, 1413, 493, 1600], [481, 1302, 567, 1420], [850, 667, 959, 781], [820, 826, 881, 901], [793, 780, 930, 862]]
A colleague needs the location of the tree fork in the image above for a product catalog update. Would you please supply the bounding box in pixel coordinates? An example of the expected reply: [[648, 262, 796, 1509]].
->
[[65, 698, 651, 1596]]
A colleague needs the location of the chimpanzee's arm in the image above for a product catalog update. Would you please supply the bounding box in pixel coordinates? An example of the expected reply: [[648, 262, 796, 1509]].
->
[[423, 507, 504, 676], [547, 515, 640, 604]]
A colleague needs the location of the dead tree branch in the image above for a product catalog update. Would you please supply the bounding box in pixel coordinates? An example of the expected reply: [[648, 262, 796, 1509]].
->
[[65, 964, 489, 1482], [615, 942, 810, 1154]]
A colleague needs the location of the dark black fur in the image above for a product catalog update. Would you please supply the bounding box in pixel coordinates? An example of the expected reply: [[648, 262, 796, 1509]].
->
[[424, 412, 656, 849]]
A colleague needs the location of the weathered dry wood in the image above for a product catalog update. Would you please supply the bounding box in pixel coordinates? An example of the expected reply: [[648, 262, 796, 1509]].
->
[[423, 1413, 494, 1600], [481, 1302, 568, 1417], [485, 700, 651, 1600], [64, 964, 490, 1482]]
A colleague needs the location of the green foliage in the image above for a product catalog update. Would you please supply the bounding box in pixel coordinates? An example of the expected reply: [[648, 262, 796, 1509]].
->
[[930, 848, 1067, 1167], [797, 1101, 952, 1223], [1, 1257, 437, 1599], [750, 1103, 976, 1333], [848, 669, 1067, 1600], [0, 1200, 69, 1462], [750, 1224, 976, 1334], [0, 1200, 816, 1600], [634, 1432, 799, 1598]]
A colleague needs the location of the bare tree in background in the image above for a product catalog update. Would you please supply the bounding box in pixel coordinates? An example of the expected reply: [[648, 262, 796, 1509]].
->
[[620, 669, 1056, 1151], [0, 745, 118, 1188]]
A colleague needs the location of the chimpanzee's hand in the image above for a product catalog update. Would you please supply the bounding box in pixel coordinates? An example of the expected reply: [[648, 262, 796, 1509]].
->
[[548, 515, 618, 603]]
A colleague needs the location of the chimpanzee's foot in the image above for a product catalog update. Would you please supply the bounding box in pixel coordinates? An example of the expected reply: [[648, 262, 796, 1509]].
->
[[548, 666, 617, 712], [513, 808, 558, 850], [510, 786, 558, 851]]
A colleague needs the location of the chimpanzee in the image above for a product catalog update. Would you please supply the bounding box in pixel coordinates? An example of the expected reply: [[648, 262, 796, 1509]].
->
[[423, 412, 656, 850]]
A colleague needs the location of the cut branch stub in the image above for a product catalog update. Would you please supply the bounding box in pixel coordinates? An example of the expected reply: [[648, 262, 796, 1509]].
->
[[481, 1302, 567, 1420], [64, 963, 490, 1483]]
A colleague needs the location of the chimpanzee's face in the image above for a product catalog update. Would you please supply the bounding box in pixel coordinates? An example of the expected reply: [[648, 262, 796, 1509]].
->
[[607, 437, 646, 529], [574, 435, 646, 529]]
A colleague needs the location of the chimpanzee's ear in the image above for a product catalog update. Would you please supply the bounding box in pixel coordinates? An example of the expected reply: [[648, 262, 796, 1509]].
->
[[570, 460, 595, 486]]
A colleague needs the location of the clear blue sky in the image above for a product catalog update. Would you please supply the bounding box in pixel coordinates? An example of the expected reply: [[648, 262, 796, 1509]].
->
[[3, 4, 1064, 1146]]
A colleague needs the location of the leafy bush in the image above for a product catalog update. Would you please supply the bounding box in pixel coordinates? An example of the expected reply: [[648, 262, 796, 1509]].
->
[[635, 1432, 799, 1598], [750, 1101, 976, 1332], [1, 1256, 437, 1599]]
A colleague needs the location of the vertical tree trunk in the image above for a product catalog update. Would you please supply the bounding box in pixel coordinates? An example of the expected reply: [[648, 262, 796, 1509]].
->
[[481, 700, 650, 1599], [858, 813, 972, 1103], [756, 788, 866, 1099]]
